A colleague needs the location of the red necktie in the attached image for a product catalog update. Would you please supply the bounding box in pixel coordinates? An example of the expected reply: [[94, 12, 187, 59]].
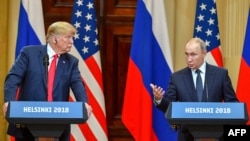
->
[[48, 54, 58, 101]]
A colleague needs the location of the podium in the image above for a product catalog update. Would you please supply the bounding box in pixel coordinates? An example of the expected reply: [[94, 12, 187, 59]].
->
[[6, 101, 87, 140], [165, 102, 248, 140]]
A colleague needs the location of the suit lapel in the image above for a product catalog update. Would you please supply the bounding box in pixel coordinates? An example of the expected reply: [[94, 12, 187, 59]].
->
[[39, 46, 48, 91], [53, 54, 68, 91], [204, 64, 214, 101], [183, 68, 199, 101]]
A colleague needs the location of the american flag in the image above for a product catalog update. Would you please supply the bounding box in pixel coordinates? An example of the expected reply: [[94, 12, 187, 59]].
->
[[194, 0, 223, 67], [70, 0, 108, 140]]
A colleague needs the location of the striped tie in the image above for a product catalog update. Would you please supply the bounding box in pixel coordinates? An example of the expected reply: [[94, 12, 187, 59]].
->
[[196, 69, 203, 101]]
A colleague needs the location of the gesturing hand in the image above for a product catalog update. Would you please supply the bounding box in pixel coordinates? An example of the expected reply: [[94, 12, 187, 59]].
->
[[150, 83, 165, 101]]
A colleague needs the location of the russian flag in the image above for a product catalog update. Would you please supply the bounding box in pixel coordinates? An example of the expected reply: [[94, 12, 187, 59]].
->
[[236, 9, 250, 125], [15, 0, 45, 58], [121, 0, 177, 140]]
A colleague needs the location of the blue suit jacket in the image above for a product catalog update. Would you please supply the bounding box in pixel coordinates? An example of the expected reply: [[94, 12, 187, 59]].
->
[[4, 45, 88, 140], [4, 45, 87, 102], [157, 63, 238, 141]]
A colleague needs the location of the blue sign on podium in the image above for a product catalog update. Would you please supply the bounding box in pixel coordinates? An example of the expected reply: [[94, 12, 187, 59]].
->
[[165, 102, 249, 138], [166, 102, 248, 125], [6, 101, 88, 138], [6, 101, 87, 124]]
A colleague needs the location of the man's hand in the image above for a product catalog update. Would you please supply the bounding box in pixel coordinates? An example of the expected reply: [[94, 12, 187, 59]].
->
[[2, 102, 9, 117], [84, 102, 92, 118], [150, 83, 165, 101]]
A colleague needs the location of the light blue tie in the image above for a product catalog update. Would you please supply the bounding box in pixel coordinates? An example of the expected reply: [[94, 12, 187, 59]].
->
[[196, 69, 203, 101]]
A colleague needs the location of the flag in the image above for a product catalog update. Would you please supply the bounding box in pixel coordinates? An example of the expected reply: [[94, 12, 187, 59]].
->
[[11, 0, 45, 140], [15, 0, 45, 58], [121, 0, 177, 140], [70, 0, 108, 140], [193, 0, 223, 67], [236, 9, 250, 125]]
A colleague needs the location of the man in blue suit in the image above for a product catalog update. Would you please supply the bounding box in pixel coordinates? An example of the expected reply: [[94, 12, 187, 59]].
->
[[3, 21, 92, 141], [150, 38, 238, 141]]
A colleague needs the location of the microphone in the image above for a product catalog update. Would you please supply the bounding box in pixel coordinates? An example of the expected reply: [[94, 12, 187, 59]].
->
[[43, 54, 49, 67], [43, 54, 49, 100]]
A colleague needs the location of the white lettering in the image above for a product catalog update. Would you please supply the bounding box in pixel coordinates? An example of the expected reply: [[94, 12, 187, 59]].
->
[[228, 129, 247, 136], [240, 129, 247, 136], [185, 107, 214, 114], [228, 129, 235, 136], [23, 107, 52, 113]]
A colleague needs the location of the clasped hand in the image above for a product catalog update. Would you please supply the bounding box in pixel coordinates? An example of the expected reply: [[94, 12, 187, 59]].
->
[[84, 102, 92, 118]]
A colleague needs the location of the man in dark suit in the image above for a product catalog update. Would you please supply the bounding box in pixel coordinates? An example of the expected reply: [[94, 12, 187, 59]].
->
[[150, 38, 238, 141], [3, 21, 92, 141]]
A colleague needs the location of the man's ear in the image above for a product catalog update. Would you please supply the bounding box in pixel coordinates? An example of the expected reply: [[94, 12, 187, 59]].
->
[[54, 38, 57, 43]]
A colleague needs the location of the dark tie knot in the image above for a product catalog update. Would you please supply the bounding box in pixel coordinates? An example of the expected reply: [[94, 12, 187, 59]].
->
[[196, 69, 201, 74]]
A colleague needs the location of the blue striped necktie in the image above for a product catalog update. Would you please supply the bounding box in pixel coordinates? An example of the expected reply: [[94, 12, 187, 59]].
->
[[196, 69, 203, 101]]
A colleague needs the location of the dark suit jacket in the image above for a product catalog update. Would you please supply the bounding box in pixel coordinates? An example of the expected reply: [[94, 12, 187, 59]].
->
[[4, 45, 88, 140], [156, 63, 238, 141]]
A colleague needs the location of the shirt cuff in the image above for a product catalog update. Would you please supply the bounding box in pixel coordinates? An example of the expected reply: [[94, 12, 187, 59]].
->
[[154, 97, 162, 105]]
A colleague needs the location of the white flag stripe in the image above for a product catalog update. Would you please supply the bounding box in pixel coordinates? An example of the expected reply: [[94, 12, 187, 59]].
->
[[22, 0, 45, 44], [70, 91, 107, 141], [86, 113, 108, 140], [144, 0, 173, 72], [70, 0, 107, 139], [93, 51, 102, 73], [70, 46, 106, 113], [205, 52, 218, 66], [70, 90, 76, 101], [70, 90, 107, 140], [70, 46, 107, 140], [71, 124, 87, 141]]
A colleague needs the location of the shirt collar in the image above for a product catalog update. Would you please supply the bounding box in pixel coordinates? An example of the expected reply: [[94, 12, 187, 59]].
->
[[197, 62, 206, 74], [191, 62, 206, 74], [47, 44, 59, 58]]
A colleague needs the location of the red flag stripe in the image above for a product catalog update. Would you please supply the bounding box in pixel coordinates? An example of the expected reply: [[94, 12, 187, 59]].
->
[[210, 47, 223, 67], [78, 123, 97, 141], [69, 82, 107, 140], [70, 134, 76, 141], [70, 46, 107, 140], [84, 81, 108, 134], [236, 58, 250, 124], [77, 52, 106, 112], [122, 59, 158, 141], [85, 54, 104, 90], [70, 0, 107, 140]]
